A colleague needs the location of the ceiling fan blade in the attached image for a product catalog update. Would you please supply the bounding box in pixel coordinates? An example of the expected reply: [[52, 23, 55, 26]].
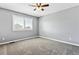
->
[[42, 4, 49, 7], [36, 3, 38, 6], [34, 8, 36, 11], [41, 8, 44, 11], [39, 3, 41, 6]]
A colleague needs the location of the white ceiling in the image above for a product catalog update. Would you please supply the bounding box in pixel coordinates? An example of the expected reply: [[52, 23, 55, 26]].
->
[[0, 3, 79, 17]]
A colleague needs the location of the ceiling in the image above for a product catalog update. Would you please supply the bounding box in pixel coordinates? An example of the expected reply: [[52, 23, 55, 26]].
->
[[0, 3, 79, 17]]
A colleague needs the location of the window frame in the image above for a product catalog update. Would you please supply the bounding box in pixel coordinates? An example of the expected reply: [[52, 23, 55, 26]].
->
[[12, 14, 33, 31]]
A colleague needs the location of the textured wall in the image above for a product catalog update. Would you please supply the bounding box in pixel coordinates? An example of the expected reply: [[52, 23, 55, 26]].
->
[[39, 6, 79, 44], [0, 8, 38, 43]]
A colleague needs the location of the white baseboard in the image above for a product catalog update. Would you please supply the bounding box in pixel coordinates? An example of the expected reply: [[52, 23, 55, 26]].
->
[[0, 36, 38, 45], [1, 35, 79, 47], [39, 36, 79, 47]]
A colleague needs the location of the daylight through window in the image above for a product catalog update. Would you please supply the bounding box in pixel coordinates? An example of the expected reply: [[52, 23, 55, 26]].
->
[[13, 14, 33, 31]]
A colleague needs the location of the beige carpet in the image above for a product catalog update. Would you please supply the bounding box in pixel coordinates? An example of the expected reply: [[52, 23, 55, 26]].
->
[[0, 38, 79, 55]]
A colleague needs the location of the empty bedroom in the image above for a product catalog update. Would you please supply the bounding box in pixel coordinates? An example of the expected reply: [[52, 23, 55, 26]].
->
[[0, 3, 79, 55]]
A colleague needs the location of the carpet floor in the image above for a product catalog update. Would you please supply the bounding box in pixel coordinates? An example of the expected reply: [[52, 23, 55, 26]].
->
[[0, 38, 79, 55]]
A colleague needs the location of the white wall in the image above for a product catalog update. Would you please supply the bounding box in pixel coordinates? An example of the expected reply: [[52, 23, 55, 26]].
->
[[0, 8, 38, 43], [39, 6, 79, 44]]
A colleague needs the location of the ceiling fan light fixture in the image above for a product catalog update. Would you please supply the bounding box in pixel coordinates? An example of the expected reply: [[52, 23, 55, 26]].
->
[[29, 3, 49, 11], [36, 7, 43, 10]]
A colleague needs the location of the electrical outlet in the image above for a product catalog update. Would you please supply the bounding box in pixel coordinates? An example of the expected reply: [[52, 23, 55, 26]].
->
[[2, 37, 5, 40]]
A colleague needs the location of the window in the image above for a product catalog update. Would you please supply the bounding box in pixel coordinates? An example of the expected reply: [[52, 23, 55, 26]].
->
[[13, 14, 33, 31], [24, 16, 33, 30]]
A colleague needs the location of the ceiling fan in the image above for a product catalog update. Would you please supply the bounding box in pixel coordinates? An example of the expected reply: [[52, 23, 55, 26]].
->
[[29, 3, 49, 11]]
